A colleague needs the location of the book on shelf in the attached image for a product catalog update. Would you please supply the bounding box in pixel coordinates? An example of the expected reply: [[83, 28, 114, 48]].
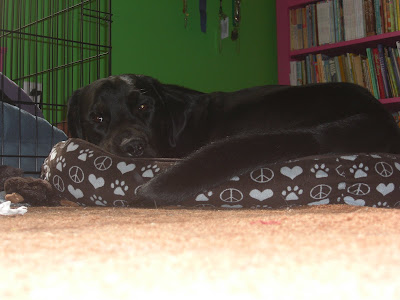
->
[[366, 48, 380, 98], [290, 43, 400, 100], [377, 44, 392, 97], [372, 47, 386, 98], [365, 0, 376, 36], [290, 0, 400, 50]]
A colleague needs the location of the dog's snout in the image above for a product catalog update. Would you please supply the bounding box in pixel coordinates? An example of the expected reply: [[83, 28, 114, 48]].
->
[[121, 138, 146, 157]]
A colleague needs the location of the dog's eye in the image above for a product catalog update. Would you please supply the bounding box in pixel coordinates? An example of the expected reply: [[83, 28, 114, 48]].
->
[[91, 113, 104, 123], [138, 104, 148, 111]]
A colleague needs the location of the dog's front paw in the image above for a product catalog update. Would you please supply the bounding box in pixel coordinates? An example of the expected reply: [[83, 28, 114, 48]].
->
[[133, 173, 191, 207], [132, 159, 208, 207], [134, 181, 162, 208]]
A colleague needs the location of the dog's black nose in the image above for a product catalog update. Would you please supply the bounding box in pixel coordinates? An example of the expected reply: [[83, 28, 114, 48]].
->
[[121, 138, 145, 157]]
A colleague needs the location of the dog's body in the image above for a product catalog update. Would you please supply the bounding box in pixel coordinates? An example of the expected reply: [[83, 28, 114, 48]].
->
[[68, 74, 400, 206]]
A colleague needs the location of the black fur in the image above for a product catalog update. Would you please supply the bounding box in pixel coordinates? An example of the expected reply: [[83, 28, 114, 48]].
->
[[67, 74, 400, 207]]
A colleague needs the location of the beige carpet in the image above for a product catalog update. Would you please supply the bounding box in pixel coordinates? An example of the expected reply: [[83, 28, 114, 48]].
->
[[1, 205, 399, 299]]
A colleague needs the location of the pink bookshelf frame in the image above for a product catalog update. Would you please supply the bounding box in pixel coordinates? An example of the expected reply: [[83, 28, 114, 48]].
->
[[276, 0, 293, 85], [276, 0, 400, 109], [291, 31, 400, 58]]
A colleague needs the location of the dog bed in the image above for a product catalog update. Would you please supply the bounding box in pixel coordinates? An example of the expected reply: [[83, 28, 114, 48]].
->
[[41, 138, 400, 209]]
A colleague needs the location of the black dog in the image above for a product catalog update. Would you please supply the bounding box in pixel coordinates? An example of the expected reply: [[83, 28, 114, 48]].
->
[[68, 74, 400, 206]]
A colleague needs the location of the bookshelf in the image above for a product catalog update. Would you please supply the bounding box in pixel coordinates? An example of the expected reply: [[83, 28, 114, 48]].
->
[[276, 0, 400, 110]]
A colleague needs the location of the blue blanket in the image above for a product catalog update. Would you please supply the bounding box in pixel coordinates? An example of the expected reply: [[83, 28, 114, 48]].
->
[[0, 102, 67, 175]]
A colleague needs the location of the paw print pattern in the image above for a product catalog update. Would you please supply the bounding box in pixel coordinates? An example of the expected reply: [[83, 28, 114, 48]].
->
[[111, 180, 129, 196], [195, 191, 213, 201], [350, 163, 369, 179], [337, 193, 345, 203], [78, 149, 94, 161], [251, 204, 273, 209], [350, 163, 369, 178], [141, 164, 160, 178], [373, 201, 388, 208], [282, 186, 303, 201], [90, 194, 107, 206], [310, 163, 329, 178], [56, 156, 66, 171]]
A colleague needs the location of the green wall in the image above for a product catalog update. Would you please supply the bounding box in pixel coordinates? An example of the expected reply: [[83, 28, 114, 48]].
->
[[1, 0, 110, 123], [111, 0, 277, 92]]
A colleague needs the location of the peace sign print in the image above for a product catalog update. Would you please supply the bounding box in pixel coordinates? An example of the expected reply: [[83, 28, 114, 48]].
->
[[113, 200, 129, 207], [94, 156, 113, 171], [347, 183, 370, 196], [310, 184, 332, 200], [250, 167, 274, 183], [52, 175, 65, 192], [335, 165, 345, 177], [374, 162, 393, 178], [69, 166, 85, 183], [219, 188, 243, 203], [134, 185, 143, 195]]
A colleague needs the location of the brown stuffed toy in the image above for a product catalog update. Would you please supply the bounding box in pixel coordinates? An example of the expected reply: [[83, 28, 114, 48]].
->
[[0, 165, 23, 191], [1, 165, 77, 207]]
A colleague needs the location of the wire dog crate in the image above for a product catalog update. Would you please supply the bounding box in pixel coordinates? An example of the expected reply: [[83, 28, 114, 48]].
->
[[0, 0, 112, 176]]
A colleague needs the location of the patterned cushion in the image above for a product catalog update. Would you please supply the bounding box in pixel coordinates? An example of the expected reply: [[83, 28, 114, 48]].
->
[[41, 138, 400, 209]]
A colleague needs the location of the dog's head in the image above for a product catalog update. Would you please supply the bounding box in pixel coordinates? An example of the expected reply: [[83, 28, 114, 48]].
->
[[67, 74, 202, 158]]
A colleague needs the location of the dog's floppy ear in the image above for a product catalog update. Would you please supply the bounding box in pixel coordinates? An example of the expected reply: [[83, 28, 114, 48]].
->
[[141, 76, 189, 148], [158, 84, 195, 148], [139, 75, 202, 148], [67, 88, 83, 138], [166, 97, 189, 148]]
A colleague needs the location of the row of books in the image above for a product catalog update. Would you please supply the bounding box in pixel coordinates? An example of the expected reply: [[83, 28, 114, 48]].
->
[[289, 43, 400, 99], [290, 0, 400, 51]]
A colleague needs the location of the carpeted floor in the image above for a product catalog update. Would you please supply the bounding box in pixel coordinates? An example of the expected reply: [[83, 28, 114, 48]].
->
[[1, 204, 399, 299]]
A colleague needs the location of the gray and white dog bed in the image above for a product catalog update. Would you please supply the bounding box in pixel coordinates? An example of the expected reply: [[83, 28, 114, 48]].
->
[[41, 139, 400, 209]]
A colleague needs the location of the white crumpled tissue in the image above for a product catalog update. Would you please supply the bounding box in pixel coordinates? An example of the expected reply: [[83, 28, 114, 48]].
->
[[0, 201, 28, 216]]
